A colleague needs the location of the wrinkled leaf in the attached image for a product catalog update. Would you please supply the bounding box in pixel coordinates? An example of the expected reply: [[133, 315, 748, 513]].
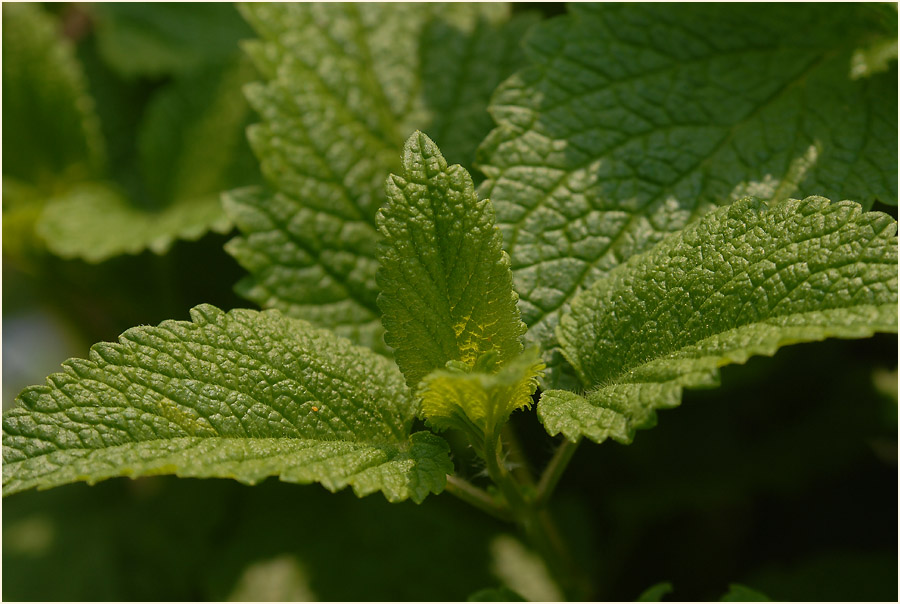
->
[[541, 197, 898, 444], [226, 3, 535, 350], [378, 132, 526, 387], [3, 305, 451, 503], [478, 3, 898, 375]]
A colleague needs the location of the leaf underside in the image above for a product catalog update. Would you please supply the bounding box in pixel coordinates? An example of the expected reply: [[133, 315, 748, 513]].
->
[[3, 305, 451, 503], [225, 3, 535, 351], [540, 197, 898, 444], [478, 3, 898, 378], [377, 132, 526, 388]]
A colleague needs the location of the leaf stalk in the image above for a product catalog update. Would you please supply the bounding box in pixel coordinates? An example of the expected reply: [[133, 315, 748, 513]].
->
[[534, 437, 581, 508], [444, 474, 512, 522]]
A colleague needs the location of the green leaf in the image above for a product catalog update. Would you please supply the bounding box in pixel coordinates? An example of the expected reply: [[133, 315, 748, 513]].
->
[[720, 584, 771, 602], [636, 581, 674, 602], [35, 183, 232, 262], [225, 3, 535, 350], [468, 586, 528, 601], [377, 132, 526, 387], [2, 3, 104, 191], [137, 57, 260, 206], [92, 3, 253, 78], [419, 350, 543, 452], [35, 57, 259, 262], [3, 305, 451, 503], [540, 197, 898, 444], [478, 3, 898, 372]]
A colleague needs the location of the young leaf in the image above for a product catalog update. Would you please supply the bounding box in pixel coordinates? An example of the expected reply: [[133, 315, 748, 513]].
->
[[419, 350, 544, 452], [3, 305, 451, 503], [478, 3, 898, 371], [540, 197, 898, 444], [2, 3, 104, 193], [377, 132, 526, 388], [225, 3, 535, 351]]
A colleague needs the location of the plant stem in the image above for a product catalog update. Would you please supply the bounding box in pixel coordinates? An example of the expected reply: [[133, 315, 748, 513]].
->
[[502, 423, 535, 488], [444, 475, 512, 522], [534, 437, 581, 508], [484, 427, 592, 600]]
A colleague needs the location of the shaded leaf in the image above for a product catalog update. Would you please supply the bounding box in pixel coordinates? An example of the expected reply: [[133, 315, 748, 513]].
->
[[226, 3, 535, 350], [92, 2, 252, 78], [2, 3, 104, 192], [636, 581, 674, 602], [478, 3, 898, 376], [721, 584, 771, 602]]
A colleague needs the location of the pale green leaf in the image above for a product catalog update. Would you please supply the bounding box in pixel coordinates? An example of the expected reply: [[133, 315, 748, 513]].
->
[[419, 350, 543, 449], [225, 3, 535, 350], [3, 305, 451, 503], [36, 57, 258, 262], [378, 132, 526, 387], [540, 197, 898, 444], [2, 3, 104, 192], [478, 3, 898, 375], [36, 183, 232, 262]]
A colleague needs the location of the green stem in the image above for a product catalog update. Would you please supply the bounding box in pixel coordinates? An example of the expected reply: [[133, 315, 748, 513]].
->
[[444, 475, 512, 522], [535, 437, 581, 508], [484, 426, 591, 600]]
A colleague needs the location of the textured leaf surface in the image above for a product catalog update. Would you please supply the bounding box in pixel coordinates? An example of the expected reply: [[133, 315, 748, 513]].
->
[[226, 3, 535, 350], [3, 305, 451, 503], [419, 350, 543, 445], [378, 133, 526, 387], [540, 197, 898, 444], [35, 57, 258, 262], [479, 3, 898, 370], [2, 3, 104, 192]]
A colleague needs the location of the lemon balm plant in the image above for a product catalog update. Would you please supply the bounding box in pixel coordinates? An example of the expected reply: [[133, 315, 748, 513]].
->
[[3, 3, 898, 601]]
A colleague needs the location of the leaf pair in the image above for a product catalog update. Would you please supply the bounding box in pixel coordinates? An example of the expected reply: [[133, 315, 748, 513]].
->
[[2, 133, 536, 503]]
